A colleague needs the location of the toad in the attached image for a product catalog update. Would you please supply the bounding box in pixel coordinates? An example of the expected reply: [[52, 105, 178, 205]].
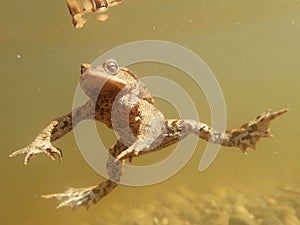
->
[[9, 59, 288, 209]]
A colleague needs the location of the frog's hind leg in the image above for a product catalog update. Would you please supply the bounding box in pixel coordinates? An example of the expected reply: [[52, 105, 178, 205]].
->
[[196, 108, 289, 154], [125, 109, 288, 158], [162, 109, 288, 155], [42, 180, 117, 209], [42, 141, 125, 209]]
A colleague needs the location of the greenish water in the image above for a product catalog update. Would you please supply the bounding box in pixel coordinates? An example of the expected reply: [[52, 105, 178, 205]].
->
[[1, 0, 299, 224]]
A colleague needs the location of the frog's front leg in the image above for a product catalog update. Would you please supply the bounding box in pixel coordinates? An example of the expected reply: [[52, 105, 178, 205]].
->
[[9, 100, 95, 165], [42, 141, 125, 209]]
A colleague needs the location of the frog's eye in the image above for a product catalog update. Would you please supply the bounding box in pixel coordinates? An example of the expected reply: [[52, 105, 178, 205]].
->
[[103, 59, 119, 75]]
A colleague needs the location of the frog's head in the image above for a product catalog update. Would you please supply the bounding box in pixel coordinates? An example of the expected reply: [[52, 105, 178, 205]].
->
[[79, 59, 138, 100]]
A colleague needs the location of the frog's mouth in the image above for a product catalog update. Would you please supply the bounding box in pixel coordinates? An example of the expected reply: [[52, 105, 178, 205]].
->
[[80, 65, 127, 99]]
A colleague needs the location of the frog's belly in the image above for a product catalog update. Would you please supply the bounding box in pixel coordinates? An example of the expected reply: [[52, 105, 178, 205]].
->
[[111, 100, 165, 150]]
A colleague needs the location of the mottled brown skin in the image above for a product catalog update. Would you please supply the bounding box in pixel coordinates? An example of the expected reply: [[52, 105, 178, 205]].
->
[[9, 59, 288, 209]]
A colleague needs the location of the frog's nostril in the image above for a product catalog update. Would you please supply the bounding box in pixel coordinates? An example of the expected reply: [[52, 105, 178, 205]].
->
[[81, 63, 91, 74], [103, 59, 119, 75]]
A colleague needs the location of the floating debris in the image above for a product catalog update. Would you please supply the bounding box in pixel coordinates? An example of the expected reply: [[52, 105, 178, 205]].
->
[[66, 0, 124, 29]]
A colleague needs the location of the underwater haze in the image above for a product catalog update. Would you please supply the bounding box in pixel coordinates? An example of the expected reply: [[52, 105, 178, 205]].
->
[[1, 0, 299, 224]]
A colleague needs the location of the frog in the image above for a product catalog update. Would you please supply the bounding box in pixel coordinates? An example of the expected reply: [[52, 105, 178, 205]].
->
[[9, 59, 288, 209]]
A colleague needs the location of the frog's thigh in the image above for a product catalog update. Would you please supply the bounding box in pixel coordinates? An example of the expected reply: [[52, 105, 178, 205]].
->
[[107, 141, 126, 182]]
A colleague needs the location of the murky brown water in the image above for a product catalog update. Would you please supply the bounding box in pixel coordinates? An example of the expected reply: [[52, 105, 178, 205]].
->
[[1, 0, 300, 224]]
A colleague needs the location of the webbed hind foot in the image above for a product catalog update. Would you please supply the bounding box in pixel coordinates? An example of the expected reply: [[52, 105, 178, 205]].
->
[[228, 108, 289, 154], [42, 180, 117, 209]]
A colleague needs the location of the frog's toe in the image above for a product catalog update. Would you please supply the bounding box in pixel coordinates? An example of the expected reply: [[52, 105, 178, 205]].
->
[[9, 141, 63, 165], [115, 140, 151, 161], [42, 181, 117, 209], [42, 187, 95, 209], [9, 147, 40, 165], [115, 147, 134, 161], [237, 108, 289, 154], [9, 147, 35, 158], [23, 148, 44, 165], [44, 144, 63, 162]]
